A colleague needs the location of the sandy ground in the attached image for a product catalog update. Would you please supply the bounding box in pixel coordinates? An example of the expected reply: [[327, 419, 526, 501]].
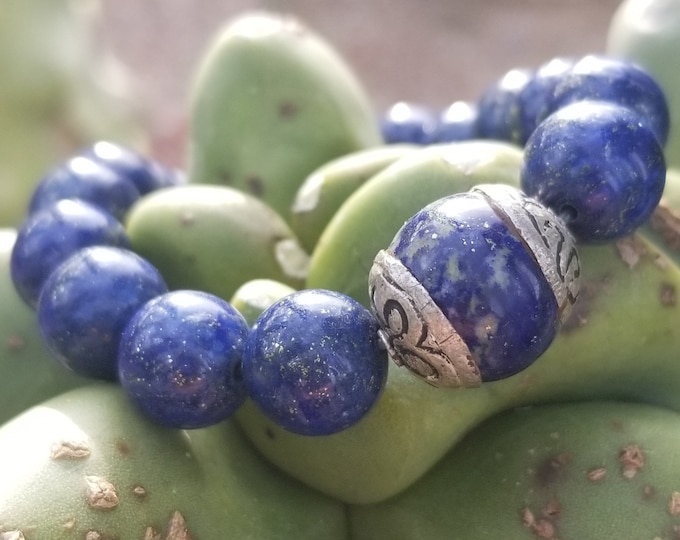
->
[[99, 0, 623, 160]]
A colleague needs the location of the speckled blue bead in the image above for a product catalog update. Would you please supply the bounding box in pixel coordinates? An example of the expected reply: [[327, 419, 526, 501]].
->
[[380, 102, 439, 145], [517, 56, 575, 144], [546, 55, 670, 146], [29, 156, 141, 220], [429, 101, 479, 143], [118, 290, 249, 429], [83, 141, 186, 195], [388, 192, 559, 382], [242, 289, 388, 436], [521, 100, 666, 242], [477, 67, 534, 145], [37, 246, 167, 380], [10, 199, 131, 308]]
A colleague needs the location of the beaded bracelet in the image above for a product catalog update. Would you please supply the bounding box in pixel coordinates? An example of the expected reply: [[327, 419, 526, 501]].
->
[[10, 54, 668, 437]]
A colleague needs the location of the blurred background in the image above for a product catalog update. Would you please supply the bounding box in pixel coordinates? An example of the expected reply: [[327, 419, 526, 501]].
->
[[0, 0, 623, 225], [98, 0, 623, 161]]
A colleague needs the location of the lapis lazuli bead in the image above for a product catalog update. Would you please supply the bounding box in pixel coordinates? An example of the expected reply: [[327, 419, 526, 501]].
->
[[10, 199, 131, 308], [429, 101, 479, 143], [118, 290, 249, 429], [517, 56, 575, 144], [387, 192, 559, 382], [380, 102, 439, 145], [477, 67, 534, 145], [29, 156, 141, 220], [83, 141, 185, 195], [242, 289, 388, 436], [547, 55, 670, 146], [521, 100, 666, 243], [37, 246, 167, 380]]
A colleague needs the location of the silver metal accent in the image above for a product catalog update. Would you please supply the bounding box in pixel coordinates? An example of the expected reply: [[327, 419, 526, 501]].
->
[[473, 184, 581, 322], [368, 250, 481, 388]]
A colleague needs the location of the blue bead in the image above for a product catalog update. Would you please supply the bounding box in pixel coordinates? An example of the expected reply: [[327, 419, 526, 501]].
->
[[389, 192, 559, 381], [29, 156, 141, 220], [477, 67, 534, 144], [37, 246, 167, 380], [83, 141, 185, 195], [118, 290, 249, 429], [429, 101, 479, 143], [517, 56, 575, 144], [547, 55, 670, 146], [380, 102, 439, 145], [10, 199, 131, 308], [242, 289, 388, 436], [521, 100, 666, 242]]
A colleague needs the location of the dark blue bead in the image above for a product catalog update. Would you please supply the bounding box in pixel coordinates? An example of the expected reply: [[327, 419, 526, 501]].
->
[[547, 55, 670, 146], [37, 246, 167, 380], [242, 289, 388, 436], [429, 101, 479, 143], [521, 100, 666, 242], [118, 290, 249, 429], [29, 156, 141, 220], [83, 141, 185, 195], [477, 67, 534, 145], [390, 192, 559, 381], [517, 57, 575, 144], [380, 102, 439, 145], [10, 199, 131, 308]]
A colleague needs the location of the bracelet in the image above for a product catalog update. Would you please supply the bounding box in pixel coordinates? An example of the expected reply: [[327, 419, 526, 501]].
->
[[9, 54, 668, 437]]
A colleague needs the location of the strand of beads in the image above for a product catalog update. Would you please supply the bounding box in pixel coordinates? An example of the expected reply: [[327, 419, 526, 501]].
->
[[9, 53, 669, 436]]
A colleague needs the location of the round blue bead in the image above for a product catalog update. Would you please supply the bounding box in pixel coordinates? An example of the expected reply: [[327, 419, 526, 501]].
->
[[477, 67, 534, 145], [380, 102, 439, 145], [83, 141, 185, 195], [37, 246, 167, 380], [521, 100, 666, 242], [242, 289, 388, 436], [517, 56, 575, 144], [547, 55, 670, 146], [118, 290, 249, 429], [29, 156, 141, 220], [10, 199, 131, 308], [389, 192, 559, 381], [429, 101, 479, 143]]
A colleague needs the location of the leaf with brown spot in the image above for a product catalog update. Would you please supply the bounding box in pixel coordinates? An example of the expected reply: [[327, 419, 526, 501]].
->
[[0, 531, 26, 540], [85, 475, 119, 510], [51, 440, 91, 460], [587, 467, 606, 482], [669, 491, 680, 516], [660, 282, 677, 307], [165, 511, 194, 540], [619, 444, 645, 479], [145, 527, 161, 540], [5, 334, 25, 352], [616, 235, 647, 269], [133, 485, 148, 499], [649, 202, 680, 252]]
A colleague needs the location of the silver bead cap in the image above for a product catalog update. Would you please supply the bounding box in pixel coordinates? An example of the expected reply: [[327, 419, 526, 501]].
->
[[368, 249, 482, 388], [472, 183, 581, 322]]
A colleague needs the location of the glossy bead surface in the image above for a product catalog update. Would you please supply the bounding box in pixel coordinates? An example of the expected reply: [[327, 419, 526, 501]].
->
[[37, 246, 167, 380], [242, 289, 388, 436], [83, 141, 185, 195], [430, 101, 479, 143], [29, 156, 141, 220], [10, 199, 131, 308], [547, 55, 670, 145], [370, 187, 575, 384], [517, 56, 575, 144], [477, 67, 534, 144], [380, 102, 438, 144], [118, 290, 249, 429], [521, 100, 666, 242]]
